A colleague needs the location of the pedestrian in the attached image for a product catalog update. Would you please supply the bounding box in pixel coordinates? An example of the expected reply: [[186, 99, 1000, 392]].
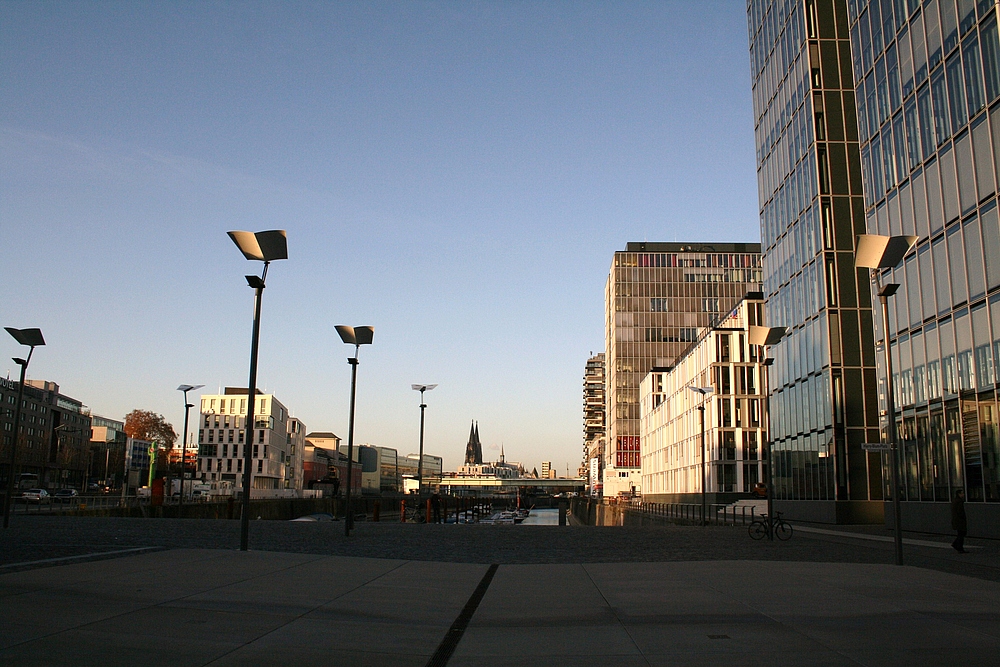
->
[[951, 488, 967, 553], [431, 492, 442, 524]]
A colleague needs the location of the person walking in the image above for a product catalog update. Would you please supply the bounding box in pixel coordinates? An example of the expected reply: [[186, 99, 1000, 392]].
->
[[430, 492, 442, 524], [951, 489, 968, 553]]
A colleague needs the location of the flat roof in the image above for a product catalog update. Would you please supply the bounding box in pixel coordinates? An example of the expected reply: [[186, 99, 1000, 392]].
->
[[623, 242, 761, 253]]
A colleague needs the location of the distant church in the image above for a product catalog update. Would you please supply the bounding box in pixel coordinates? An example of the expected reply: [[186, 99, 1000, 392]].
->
[[464, 421, 483, 465], [458, 421, 524, 479]]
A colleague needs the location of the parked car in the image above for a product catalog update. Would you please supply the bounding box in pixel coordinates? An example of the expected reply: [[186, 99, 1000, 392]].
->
[[21, 489, 50, 504], [53, 489, 79, 503]]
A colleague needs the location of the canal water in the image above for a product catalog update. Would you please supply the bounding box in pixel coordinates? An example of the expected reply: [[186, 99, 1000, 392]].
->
[[520, 508, 559, 525]]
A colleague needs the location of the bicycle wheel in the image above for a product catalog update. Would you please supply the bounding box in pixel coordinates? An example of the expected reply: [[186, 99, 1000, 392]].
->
[[748, 521, 768, 540], [775, 521, 793, 540]]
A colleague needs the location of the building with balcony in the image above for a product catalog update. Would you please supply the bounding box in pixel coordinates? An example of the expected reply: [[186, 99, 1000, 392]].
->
[[583, 352, 606, 494], [640, 295, 770, 501]]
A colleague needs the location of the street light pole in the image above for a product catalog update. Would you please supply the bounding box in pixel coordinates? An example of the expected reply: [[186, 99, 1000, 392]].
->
[[855, 234, 917, 567], [177, 384, 204, 518], [748, 325, 787, 541], [3, 327, 45, 529], [688, 385, 713, 527], [336, 326, 374, 536], [227, 229, 288, 552], [879, 283, 904, 567], [411, 384, 437, 498]]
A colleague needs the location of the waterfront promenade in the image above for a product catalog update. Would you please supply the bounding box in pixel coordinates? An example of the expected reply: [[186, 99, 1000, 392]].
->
[[2, 516, 998, 666]]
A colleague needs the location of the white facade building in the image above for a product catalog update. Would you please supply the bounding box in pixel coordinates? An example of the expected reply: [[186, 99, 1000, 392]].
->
[[196, 389, 305, 491], [640, 295, 768, 501]]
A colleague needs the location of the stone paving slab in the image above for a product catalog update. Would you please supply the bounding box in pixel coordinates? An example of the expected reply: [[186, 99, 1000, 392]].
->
[[2, 549, 999, 667]]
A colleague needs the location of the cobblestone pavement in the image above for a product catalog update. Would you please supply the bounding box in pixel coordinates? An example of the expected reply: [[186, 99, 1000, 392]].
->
[[1, 516, 997, 581]]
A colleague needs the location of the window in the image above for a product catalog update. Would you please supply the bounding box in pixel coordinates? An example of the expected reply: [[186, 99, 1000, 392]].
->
[[257, 460, 263, 473], [650, 298, 669, 312], [963, 35, 986, 116], [702, 298, 720, 313]]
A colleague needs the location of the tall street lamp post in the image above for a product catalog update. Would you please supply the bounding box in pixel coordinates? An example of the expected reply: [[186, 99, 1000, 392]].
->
[[856, 233, 918, 567], [2, 327, 45, 529], [688, 385, 713, 526], [410, 384, 437, 498], [176, 384, 204, 517], [748, 325, 787, 540], [336, 325, 374, 536], [228, 229, 287, 551]]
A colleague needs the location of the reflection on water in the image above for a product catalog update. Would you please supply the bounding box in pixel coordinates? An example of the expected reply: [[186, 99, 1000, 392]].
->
[[520, 508, 559, 525]]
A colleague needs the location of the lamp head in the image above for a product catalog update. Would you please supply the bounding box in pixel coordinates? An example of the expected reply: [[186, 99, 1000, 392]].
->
[[336, 325, 374, 346], [177, 384, 205, 393], [748, 325, 787, 347], [411, 384, 438, 392], [5, 327, 45, 348], [687, 386, 713, 396], [227, 230, 288, 262], [878, 283, 900, 298], [13, 357, 27, 367], [855, 234, 918, 269]]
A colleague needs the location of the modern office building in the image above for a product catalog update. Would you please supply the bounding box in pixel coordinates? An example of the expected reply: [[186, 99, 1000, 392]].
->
[[195, 388, 303, 491], [604, 242, 762, 497], [640, 295, 769, 501], [0, 378, 91, 490], [748, 0, 887, 523], [847, 0, 1000, 534], [90, 415, 127, 488], [583, 352, 606, 494]]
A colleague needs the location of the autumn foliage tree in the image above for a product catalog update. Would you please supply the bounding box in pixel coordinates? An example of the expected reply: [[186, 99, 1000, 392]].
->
[[124, 410, 177, 450]]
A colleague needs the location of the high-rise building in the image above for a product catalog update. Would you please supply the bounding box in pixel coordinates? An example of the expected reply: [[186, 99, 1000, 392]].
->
[[748, 0, 887, 523], [604, 242, 762, 497], [196, 388, 304, 491], [848, 0, 1000, 533], [583, 352, 606, 493]]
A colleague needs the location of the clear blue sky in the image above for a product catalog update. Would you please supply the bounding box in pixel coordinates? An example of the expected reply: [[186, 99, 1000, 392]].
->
[[1, 1, 759, 474]]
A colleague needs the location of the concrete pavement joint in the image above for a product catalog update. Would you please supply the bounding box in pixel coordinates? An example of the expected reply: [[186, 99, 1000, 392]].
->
[[0, 546, 166, 572], [795, 525, 983, 549], [582, 563, 652, 667], [425, 563, 499, 667]]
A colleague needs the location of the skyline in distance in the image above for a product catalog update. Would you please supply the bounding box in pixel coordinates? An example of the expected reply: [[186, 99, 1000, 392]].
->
[[0, 1, 760, 472]]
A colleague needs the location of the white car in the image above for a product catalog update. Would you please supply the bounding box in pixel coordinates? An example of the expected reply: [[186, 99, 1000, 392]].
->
[[21, 489, 50, 504]]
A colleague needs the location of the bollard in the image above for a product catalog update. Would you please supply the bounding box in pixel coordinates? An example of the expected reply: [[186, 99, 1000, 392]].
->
[[373, 499, 380, 522], [426, 498, 431, 524], [400, 499, 405, 523]]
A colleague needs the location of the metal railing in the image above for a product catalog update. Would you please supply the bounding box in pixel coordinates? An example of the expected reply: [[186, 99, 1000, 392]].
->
[[624, 500, 757, 526]]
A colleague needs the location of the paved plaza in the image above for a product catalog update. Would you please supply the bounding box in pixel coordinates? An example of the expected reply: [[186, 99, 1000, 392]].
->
[[1, 517, 998, 666]]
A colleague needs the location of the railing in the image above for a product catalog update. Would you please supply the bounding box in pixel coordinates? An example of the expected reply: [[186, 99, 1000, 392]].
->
[[624, 500, 757, 526]]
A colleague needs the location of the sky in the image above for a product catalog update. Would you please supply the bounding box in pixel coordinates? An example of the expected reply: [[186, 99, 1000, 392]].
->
[[0, 0, 760, 474]]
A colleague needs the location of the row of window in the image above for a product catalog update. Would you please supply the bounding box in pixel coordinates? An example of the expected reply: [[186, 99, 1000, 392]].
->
[[892, 400, 1000, 502], [860, 30, 1000, 206], [890, 292, 1000, 403]]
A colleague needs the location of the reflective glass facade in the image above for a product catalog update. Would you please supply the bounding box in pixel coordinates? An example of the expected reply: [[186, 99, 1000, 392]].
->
[[604, 242, 762, 497], [748, 0, 883, 505], [849, 0, 1000, 508]]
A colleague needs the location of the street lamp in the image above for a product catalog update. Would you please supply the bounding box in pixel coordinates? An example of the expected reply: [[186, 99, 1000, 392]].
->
[[687, 385, 713, 526], [748, 325, 787, 540], [3, 327, 45, 529], [856, 233, 918, 567], [411, 384, 437, 497], [336, 325, 374, 536], [228, 229, 287, 551], [176, 384, 204, 516]]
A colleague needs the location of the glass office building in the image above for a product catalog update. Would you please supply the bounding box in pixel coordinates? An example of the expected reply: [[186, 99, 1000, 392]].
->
[[849, 0, 1000, 533], [604, 242, 762, 497], [749, 0, 888, 523]]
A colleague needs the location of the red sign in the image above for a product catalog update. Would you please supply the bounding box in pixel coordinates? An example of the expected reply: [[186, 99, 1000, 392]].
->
[[616, 436, 640, 468]]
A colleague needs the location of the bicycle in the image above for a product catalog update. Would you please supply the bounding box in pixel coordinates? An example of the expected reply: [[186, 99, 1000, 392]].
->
[[748, 511, 793, 540]]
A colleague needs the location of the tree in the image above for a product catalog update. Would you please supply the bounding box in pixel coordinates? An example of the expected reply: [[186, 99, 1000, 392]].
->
[[124, 410, 177, 450]]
